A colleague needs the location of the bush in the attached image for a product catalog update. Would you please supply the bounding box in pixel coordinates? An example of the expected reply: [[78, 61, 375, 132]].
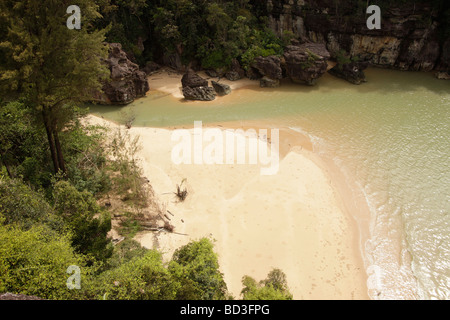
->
[[91, 250, 177, 300], [241, 268, 293, 300], [0, 101, 51, 188], [169, 238, 229, 300], [62, 118, 112, 196], [0, 223, 88, 300], [0, 178, 65, 233], [52, 180, 113, 263]]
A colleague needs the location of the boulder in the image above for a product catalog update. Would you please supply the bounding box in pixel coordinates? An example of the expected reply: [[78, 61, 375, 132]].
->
[[251, 56, 283, 80], [182, 86, 216, 101], [283, 43, 331, 86], [225, 59, 245, 81], [246, 67, 262, 80], [205, 67, 227, 78], [181, 71, 208, 88], [328, 61, 369, 85], [205, 69, 219, 78], [435, 71, 450, 80], [142, 61, 161, 75], [225, 71, 242, 81], [181, 71, 216, 101], [0, 293, 43, 300], [211, 81, 231, 96], [98, 43, 150, 104], [260, 76, 280, 88]]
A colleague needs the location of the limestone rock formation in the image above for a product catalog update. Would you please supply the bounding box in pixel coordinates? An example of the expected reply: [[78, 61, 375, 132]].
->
[[97, 43, 150, 105], [246, 67, 263, 80], [225, 59, 246, 81], [260, 76, 280, 88], [0, 293, 43, 300], [435, 71, 450, 80], [211, 81, 232, 96], [283, 43, 331, 85], [142, 61, 161, 75], [328, 61, 369, 85], [181, 71, 216, 101], [181, 71, 208, 88], [264, 0, 448, 73], [182, 86, 216, 101], [251, 56, 283, 81]]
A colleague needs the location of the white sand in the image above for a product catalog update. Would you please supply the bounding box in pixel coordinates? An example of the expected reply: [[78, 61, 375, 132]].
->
[[87, 114, 369, 300]]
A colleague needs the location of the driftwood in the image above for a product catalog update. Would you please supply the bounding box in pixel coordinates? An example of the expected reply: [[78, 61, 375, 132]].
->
[[140, 225, 188, 236]]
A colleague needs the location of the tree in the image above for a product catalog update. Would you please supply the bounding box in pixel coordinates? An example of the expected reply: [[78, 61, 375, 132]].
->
[[169, 238, 229, 300], [241, 268, 293, 300], [0, 177, 65, 233], [52, 180, 113, 263], [0, 101, 44, 180], [0, 0, 110, 174], [0, 222, 88, 300], [90, 250, 178, 300]]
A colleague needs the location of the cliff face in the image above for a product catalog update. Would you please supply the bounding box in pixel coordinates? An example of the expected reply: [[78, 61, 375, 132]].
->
[[93, 43, 150, 105], [260, 0, 449, 73]]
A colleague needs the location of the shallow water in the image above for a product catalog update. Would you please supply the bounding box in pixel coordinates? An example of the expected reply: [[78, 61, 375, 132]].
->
[[90, 68, 450, 299]]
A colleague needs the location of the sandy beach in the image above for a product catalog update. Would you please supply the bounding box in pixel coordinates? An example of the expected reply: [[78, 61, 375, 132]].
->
[[86, 69, 369, 299]]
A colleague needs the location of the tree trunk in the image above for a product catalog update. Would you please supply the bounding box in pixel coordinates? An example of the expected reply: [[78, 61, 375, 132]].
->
[[0, 155, 13, 178], [42, 108, 60, 174], [53, 123, 66, 174]]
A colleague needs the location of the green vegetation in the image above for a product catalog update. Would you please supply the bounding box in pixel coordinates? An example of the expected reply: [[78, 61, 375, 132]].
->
[[0, 1, 293, 299], [335, 49, 360, 70], [241, 268, 293, 300], [97, 0, 287, 70], [0, 0, 337, 301], [0, 0, 110, 175]]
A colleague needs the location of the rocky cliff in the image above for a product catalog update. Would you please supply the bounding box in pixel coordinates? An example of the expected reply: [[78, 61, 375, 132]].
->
[[258, 0, 449, 74], [93, 43, 150, 105]]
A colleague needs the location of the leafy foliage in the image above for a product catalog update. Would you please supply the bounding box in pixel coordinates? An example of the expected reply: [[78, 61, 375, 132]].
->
[[52, 180, 113, 263], [241, 268, 293, 300], [89, 250, 177, 300], [0, 178, 64, 233], [0, 223, 88, 300], [0, 0, 110, 174], [169, 238, 229, 300]]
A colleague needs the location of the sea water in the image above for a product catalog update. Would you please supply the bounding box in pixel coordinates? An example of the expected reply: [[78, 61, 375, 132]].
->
[[89, 68, 450, 299]]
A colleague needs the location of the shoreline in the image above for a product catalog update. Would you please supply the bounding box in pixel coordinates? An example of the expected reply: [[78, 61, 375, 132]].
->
[[86, 112, 370, 299], [85, 67, 371, 299]]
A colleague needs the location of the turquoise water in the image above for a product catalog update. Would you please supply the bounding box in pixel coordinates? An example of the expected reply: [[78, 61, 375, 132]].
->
[[90, 68, 450, 299]]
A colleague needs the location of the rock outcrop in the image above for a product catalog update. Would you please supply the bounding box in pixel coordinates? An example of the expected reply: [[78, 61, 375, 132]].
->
[[211, 81, 232, 96], [181, 71, 208, 88], [263, 0, 449, 75], [225, 59, 246, 81], [182, 86, 216, 101], [181, 71, 216, 101], [260, 76, 281, 88], [283, 43, 331, 85], [142, 61, 161, 75], [251, 56, 283, 87], [0, 293, 43, 300], [328, 61, 369, 85], [252, 56, 283, 80], [97, 43, 150, 104]]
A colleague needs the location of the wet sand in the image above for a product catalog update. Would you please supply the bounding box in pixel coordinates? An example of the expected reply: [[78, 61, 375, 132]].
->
[[87, 109, 369, 299]]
